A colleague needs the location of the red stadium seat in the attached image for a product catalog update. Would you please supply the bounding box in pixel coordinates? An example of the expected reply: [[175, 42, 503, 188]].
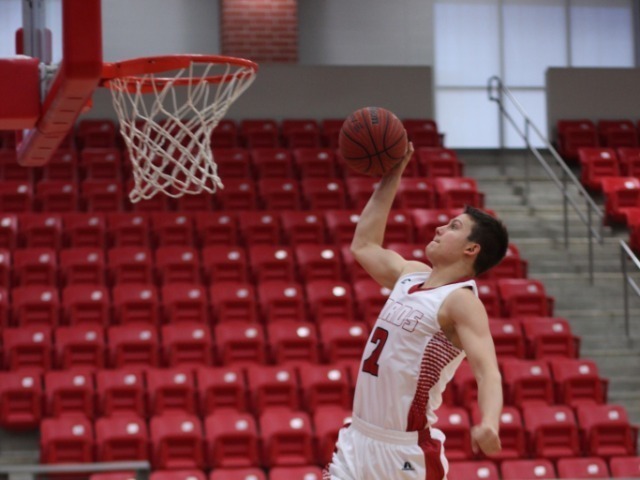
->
[[318, 320, 369, 364], [95, 368, 146, 418], [80, 147, 122, 180], [617, 146, 640, 176], [522, 403, 581, 458], [19, 213, 63, 249], [267, 321, 319, 365], [557, 119, 599, 161], [403, 119, 441, 148], [241, 119, 280, 148], [161, 322, 213, 367], [40, 416, 94, 463], [248, 245, 296, 283], [82, 179, 123, 212], [108, 246, 154, 285], [0, 286, 8, 327], [415, 147, 463, 177], [211, 120, 240, 149], [610, 456, 640, 478], [44, 370, 95, 418], [107, 323, 160, 368], [213, 147, 252, 178], [2, 325, 52, 371], [598, 119, 638, 149], [150, 471, 206, 480], [292, 147, 337, 178], [447, 461, 500, 480], [497, 278, 554, 317], [345, 177, 379, 209], [196, 366, 247, 415], [451, 360, 477, 406], [150, 413, 204, 469], [339, 244, 369, 282], [209, 281, 258, 324], [202, 245, 249, 283], [519, 316, 580, 359], [470, 405, 527, 460], [204, 410, 260, 468], [489, 319, 526, 359], [306, 279, 355, 323], [0, 181, 33, 212], [151, 213, 195, 247], [238, 211, 283, 245], [251, 148, 295, 178], [155, 246, 200, 285], [0, 149, 31, 181], [301, 178, 348, 210], [501, 358, 554, 406], [475, 280, 502, 318], [259, 408, 314, 467], [295, 244, 343, 282], [13, 247, 57, 286], [54, 324, 106, 370], [482, 243, 528, 280], [41, 149, 78, 181], [549, 358, 608, 406], [324, 209, 360, 244], [0, 370, 43, 429], [313, 405, 351, 465], [396, 178, 435, 209], [107, 213, 151, 247], [578, 147, 620, 191], [0, 213, 18, 249], [214, 178, 258, 211], [214, 322, 267, 366], [59, 247, 106, 285], [112, 284, 160, 325], [209, 469, 266, 480], [257, 280, 307, 324], [161, 283, 208, 324], [258, 178, 302, 210], [246, 364, 299, 414], [501, 459, 556, 480], [269, 466, 324, 480], [62, 284, 110, 326], [557, 456, 610, 479], [146, 367, 197, 416], [321, 118, 344, 149], [433, 177, 484, 208], [601, 176, 640, 225], [12, 285, 60, 327], [576, 403, 638, 457], [384, 210, 416, 244], [280, 210, 327, 245], [298, 363, 351, 411], [95, 415, 148, 462], [386, 242, 430, 264], [432, 406, 473, 460], [353, 279, 390, 327], [0, 249, 9, 291], [76, 118, 117, 149], [282, 119, 321, 148], [194, 211, 239, 246]]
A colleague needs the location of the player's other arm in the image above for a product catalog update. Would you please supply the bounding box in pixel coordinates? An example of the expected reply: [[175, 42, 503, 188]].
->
[[442, 288, 502, 455], [350, 143, 429, 289]]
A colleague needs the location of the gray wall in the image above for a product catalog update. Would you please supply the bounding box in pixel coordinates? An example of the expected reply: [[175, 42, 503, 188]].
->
[[546, 67, 640, 137]]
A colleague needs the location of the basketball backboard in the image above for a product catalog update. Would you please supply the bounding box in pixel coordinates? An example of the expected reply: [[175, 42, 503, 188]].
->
[[1, 0, 102, 166]]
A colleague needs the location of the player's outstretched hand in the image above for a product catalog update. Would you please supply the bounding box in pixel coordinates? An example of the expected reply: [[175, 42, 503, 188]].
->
[[471, 424, 501, 456]]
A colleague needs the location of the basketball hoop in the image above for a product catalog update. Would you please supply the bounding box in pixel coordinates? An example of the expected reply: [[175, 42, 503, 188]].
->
[[101, 55, 258, 202]]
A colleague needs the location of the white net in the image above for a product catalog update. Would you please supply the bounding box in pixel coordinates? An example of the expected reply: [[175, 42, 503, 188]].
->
[[107, 60, 256, 202]]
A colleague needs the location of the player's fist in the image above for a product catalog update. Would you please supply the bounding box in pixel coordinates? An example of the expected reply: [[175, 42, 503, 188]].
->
[[471, 424, 501, 456]]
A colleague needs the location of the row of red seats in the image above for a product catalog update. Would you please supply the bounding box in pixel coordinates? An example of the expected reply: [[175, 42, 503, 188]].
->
[[447, 456, 640, 480], [37, 401, 638, 471], [578, 147, 640, 192], [0, 176, 483, 213], [0, 209, 496, 252], [556, 119, 640, 161], [0, 146, 463, 183], [0, 118, 444, 152], [86, 456, 640, 480]]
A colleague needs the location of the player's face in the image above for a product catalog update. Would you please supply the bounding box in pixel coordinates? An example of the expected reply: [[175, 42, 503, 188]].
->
[[425, 213, 478, 263]]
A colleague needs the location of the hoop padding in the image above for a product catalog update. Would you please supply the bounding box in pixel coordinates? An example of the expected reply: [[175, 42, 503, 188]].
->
[[104, 56, 257, 202]]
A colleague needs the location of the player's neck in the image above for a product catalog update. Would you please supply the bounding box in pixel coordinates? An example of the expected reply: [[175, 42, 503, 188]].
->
[[424, 263, 474, 288]]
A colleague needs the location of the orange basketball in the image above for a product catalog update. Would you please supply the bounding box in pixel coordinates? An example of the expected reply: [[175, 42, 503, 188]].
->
[[338, 106, 408, 176]]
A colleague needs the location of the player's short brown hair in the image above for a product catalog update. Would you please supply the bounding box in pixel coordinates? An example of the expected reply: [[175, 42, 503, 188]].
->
[[464, 206, 509, 276]]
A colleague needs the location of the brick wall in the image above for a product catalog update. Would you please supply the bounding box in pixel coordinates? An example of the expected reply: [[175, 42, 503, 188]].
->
[[221, 0, 298, 63]]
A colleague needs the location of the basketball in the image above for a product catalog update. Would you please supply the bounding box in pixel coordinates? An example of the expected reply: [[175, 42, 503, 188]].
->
[[338, 106, 408, 176]]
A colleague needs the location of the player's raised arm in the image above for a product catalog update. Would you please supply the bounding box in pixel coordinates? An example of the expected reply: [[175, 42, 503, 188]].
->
[[442, 288, 503, 456], [350, 142, 429, 289]]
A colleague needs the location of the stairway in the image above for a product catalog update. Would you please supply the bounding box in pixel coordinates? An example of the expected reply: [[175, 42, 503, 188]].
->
[[463, 150, 640, 427]]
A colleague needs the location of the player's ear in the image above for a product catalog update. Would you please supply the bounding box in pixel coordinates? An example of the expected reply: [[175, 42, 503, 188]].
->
[[464, 242, 480, 257]]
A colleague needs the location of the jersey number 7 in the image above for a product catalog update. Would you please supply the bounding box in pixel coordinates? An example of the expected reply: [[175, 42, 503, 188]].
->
[[362, 327, 389, 376]]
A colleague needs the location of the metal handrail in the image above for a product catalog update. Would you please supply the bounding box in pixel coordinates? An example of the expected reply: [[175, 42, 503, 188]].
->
[[487, 75, 604, 283], [620, 240, 640, 338]]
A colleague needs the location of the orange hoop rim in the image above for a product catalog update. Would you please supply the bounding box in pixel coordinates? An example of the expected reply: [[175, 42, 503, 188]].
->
[[100, 54, 258, 91]]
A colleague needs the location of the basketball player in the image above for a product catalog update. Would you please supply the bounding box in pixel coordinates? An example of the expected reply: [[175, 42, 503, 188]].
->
[[325, 142, 509, 480]]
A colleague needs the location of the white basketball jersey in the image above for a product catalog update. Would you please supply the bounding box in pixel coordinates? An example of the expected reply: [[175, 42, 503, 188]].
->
[[353, 271, 477, 432]]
